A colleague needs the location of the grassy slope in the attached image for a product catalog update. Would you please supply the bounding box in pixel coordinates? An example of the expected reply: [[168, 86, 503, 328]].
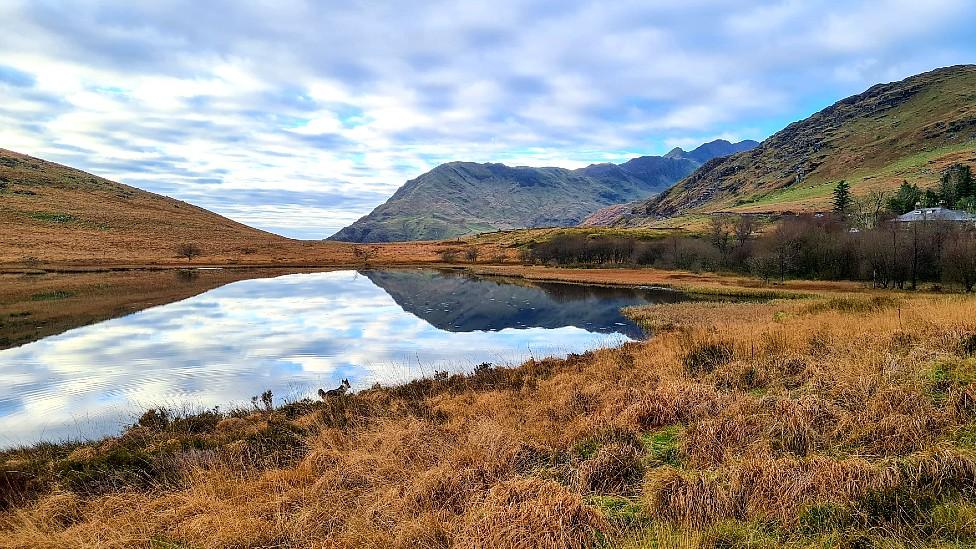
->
[[3, 284, 976, 547], [0, 148, 534, 266], [0, 148, 296, 263], [620, 65, 976, 227]]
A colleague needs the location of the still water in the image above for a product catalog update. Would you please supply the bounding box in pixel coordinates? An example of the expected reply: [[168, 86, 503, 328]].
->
[[0, 269, 693, 446]]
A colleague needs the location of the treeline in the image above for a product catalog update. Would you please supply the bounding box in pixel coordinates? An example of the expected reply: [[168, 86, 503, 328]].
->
[[525, 214, 976, 291], [887, 164, 976, 214]]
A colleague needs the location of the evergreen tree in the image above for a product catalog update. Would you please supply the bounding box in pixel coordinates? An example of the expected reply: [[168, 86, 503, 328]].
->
[[958, 196, 976, 214], [832, 180, 852, 214], [950, 164, 974, 201], [939, 167, 960, 208], [887, 181, 921, 214], [922, 188, 940, 208]]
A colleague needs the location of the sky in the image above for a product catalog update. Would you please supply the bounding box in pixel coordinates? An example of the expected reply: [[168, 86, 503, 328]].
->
[[0, 270, 626, 445], [1, 1, 975, 238]]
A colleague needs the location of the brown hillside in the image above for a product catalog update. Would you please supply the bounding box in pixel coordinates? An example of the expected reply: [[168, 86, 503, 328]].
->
[[0, 148, 292, 263], [0, 149, 523, 266]]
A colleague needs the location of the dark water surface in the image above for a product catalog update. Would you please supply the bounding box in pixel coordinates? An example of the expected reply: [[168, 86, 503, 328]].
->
[[0, 269, 694, 446]]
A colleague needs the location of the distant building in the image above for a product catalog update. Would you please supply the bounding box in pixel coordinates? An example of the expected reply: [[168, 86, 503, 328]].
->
[[896, 207, 976, 224]]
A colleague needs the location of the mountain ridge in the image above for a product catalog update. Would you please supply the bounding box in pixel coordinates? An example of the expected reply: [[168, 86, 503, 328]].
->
[[329, 139, 757, 242], [615, 65, 976, 225]]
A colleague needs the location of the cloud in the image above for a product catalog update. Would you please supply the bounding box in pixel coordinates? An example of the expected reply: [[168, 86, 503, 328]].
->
[[0, 0, 974, 237], [0, 270, 629, 445]]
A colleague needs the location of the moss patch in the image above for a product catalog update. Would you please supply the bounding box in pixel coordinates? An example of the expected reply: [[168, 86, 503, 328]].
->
[[30, 290, 76, 301], [640, 425, 683, 467], [30, 212, 77, 223]]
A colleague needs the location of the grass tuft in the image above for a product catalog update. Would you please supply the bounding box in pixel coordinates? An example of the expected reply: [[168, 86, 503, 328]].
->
[[457, 477, 608, 549], [681, 335, 735, 375]]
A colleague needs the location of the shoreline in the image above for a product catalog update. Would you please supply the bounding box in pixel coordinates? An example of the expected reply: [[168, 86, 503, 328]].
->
[[5, 290, 976, 547]]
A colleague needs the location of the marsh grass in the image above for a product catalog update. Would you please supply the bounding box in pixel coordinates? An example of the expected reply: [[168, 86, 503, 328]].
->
[[3, 292, 976, 547]]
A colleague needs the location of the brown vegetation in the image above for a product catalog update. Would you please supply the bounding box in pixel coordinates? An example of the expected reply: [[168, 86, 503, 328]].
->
[[0, 148, 521, 268], [525, 214, 976, 291], [3, 289, 976, 547]]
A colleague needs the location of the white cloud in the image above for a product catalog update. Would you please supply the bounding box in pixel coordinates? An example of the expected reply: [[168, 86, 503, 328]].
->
[[0, 0, 973, 237]]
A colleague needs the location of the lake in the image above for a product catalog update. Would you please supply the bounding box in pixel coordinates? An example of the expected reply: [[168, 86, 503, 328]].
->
[[0, 268, 695, 446]]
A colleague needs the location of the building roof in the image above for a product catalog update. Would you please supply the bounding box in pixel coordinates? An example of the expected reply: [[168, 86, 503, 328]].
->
[[896, 207, 976, 223]]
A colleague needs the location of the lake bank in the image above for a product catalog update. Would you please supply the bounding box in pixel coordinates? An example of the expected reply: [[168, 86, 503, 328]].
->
[[3, 290, 976, 547], [2, 269, 709, 446]]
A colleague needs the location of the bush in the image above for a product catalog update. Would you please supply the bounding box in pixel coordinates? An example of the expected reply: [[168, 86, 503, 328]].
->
[[439, 249, 460, 262], [682, 337, 734, 375], [575, 443, 643, 494], [458, 478, 608, 549]]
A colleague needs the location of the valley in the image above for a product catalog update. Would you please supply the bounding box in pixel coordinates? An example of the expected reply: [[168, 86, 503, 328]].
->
[[3, 63, 976, 549]]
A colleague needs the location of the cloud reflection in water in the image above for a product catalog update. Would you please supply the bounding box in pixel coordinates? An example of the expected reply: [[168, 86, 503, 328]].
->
[[0, 269, 672, 446]]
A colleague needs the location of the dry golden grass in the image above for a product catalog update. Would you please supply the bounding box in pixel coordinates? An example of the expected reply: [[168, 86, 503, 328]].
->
[[3, 289, 976, 547], [0, 148, 523, 268], [466, 264, 858, 297]]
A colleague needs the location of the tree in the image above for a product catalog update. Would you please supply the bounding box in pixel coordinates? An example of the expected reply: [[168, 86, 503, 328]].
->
[[353, 245, 378, 265], [733, 216, 758, 247], [939, 167, 960, 209], [958, 196, 976, 214], [852, 190, 888, 229], [832, 180, 852, 214], [748, 253, 779, 283], [942, 230, 976, 292], [176, 242, 202, 261], [463, 247, 479, 262], [887, 181, 922, 215], [944, 164, 974, 206], [708, 216, 732, 255]]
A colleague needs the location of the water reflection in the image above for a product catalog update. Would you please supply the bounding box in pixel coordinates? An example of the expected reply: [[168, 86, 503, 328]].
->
[[367, 270, 688, 338], [0, 269, 691, 446]]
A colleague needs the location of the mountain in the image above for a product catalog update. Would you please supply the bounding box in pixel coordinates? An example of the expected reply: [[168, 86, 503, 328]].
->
[[329, 139, 758, 242], [364, 269, 692, 338], [0, 148, 289, 263], [663, 139, 759, 164], [579, 202, 638, 227], [616, 65, 976, 225]]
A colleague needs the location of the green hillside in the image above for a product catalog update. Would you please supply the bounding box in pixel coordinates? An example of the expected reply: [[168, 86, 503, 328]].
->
[[617, 65, 976, 226], [330, 140, 756, 242]]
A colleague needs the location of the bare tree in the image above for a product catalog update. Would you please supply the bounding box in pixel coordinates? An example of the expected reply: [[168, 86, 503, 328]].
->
[[176, 242, 202, 261], [708, 215, 731, 255], [353, 245, 378, 266], [942, 230, 976, 292], [852, 190, 889, 229], [464, 247, 479, 262], [748, 253, 778, 283], [733, 216, 758, 247]]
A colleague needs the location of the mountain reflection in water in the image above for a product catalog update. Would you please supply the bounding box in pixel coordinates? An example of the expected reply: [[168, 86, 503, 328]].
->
[[366, 269, 691, 338], [0, 269, 696, 446]]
